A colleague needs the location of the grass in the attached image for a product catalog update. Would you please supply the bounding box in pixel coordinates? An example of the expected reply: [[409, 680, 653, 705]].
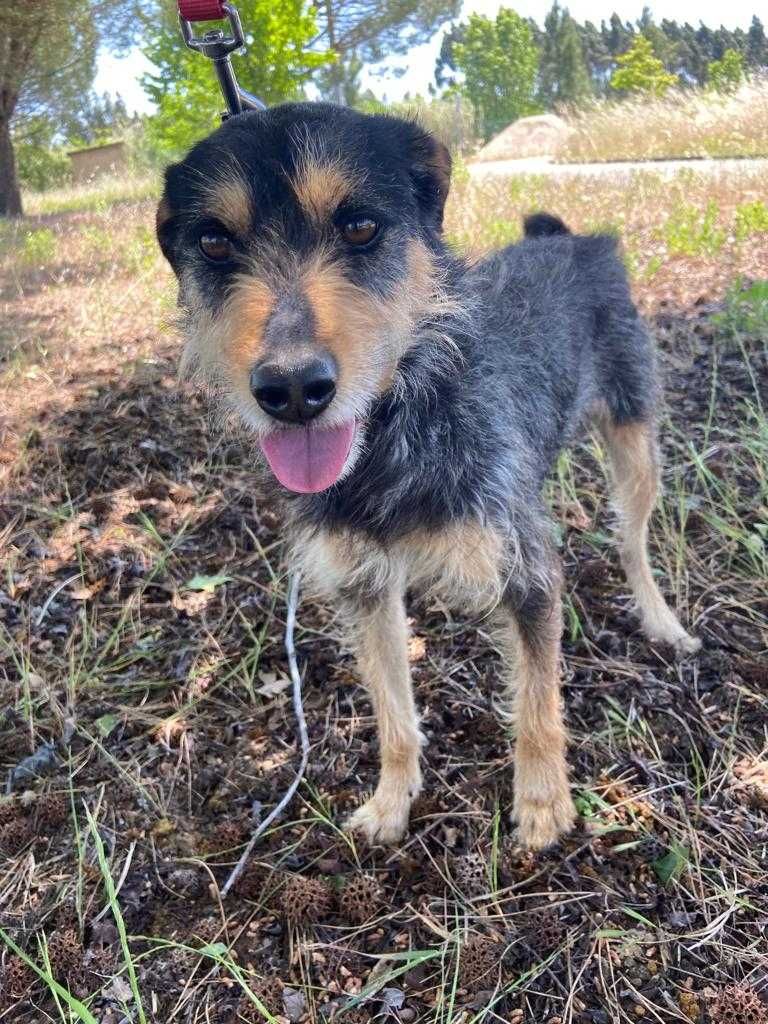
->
[[558, 76, 768, 163], [1, 167, 767, 1022], [22, 173, 159, 217]]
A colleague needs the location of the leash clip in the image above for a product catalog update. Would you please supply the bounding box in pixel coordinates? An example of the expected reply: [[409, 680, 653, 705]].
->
[[179, 1, 266, 118]]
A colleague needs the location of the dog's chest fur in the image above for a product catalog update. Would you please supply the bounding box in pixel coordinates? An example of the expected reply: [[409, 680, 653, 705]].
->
[[291, 519, 508, 613]]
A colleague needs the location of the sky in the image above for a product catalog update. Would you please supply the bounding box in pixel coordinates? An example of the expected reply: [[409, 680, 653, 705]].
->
[[94, 0, 761, 113]]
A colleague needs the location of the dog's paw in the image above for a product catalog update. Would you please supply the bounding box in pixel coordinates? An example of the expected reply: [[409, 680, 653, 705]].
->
[[346, 795, 411, 846], [672, 632, 701, 657], [646, 627, 701, 658], [512, 791, 576, 850], [641, 613, 701, 658]]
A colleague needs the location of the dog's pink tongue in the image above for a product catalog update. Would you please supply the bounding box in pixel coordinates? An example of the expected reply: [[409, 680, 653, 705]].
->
[[260, 421, 356, 493]]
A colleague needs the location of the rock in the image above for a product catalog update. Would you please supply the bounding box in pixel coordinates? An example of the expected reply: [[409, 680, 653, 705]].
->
[[472, 114, 571, 162]]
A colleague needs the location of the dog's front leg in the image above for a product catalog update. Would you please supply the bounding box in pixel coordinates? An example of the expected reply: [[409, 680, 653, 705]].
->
[[346, 582, 423, 845], [501, 570, 576, 849]]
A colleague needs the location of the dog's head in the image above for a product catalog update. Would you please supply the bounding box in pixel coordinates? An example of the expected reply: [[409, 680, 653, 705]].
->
[[157, 102, 452, 494]]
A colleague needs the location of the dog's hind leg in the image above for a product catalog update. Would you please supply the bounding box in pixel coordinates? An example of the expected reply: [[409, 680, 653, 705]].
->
[[346, 580, 423, 845], [599, 416, 700, 655], [500, 566, 575, 849]]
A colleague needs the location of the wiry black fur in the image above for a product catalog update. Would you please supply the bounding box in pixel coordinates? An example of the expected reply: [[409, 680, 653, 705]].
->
[[291, 228, 657, 547], [158, 102, 657, 581], [523, 212, 570, 237]]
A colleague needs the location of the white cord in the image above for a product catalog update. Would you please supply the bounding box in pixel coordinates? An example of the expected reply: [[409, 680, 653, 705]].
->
[[222, 572, 308, 898]]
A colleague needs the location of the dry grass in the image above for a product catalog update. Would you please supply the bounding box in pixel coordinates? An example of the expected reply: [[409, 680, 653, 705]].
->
[[0, 169, 767, 1023], [558, 77, 768, 163]]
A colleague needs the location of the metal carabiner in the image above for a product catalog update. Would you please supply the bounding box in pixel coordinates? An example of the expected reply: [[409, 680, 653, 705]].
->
[[179, 1, 266, 118]]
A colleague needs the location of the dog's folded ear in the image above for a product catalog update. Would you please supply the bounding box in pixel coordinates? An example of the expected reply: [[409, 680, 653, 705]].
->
[[156, 163, 183, 271], [404, 124, 452, 230], [156, 195, 178, 269]]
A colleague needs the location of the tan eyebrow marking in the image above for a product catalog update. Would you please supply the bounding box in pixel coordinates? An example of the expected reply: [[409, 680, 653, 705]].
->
[[291, 156, 360, 224], [198, 176, 252, 236]]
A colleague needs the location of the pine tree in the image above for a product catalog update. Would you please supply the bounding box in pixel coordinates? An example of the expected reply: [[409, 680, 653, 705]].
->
[[579, 20, 612, 93], [746, 16, 767, 69], [539, 2, 591, 107], [610, 35, 678, 97]]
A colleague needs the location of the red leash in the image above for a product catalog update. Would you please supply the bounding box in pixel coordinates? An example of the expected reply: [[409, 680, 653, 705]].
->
[[178, 0, 266, 118], [178, 0, 227, 19], [179, 0, 227, 19]]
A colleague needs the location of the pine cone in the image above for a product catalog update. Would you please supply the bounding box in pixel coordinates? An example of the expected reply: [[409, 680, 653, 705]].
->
[[236, 976, 283, 1019], [0, 818, 33, 854], [458, 935, 503, 987], [453, 852, 488, 897], [338, 873, 383, 924], [279, 874, 334, 923], [709, 985, 768, 1024]]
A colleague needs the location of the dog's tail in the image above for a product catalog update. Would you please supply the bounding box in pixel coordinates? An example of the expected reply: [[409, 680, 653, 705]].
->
[[523, 212, 570, 238]]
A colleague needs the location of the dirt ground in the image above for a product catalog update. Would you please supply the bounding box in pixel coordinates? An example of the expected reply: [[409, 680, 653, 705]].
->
[[0, 170, 767, 1023]]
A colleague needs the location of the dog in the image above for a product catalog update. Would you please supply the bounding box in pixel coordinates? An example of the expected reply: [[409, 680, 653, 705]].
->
[[156, 102, 699, 849]]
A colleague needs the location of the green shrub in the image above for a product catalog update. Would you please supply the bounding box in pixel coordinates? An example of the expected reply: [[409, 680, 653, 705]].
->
[[713, 279, 768, 338], [662, 200, 726, 257], [707, 49, 745, 94], [15, 143, 71, 192], [734, 200, 768, 242], [20, 228, 57, 267]]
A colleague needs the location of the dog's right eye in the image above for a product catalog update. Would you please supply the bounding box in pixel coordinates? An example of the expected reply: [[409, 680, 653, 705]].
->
[[199, 232, 233, 263]]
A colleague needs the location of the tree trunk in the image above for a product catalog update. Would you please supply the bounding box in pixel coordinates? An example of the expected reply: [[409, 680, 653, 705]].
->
[[324, 0, 344, 106], [0, 115, 23, 217]]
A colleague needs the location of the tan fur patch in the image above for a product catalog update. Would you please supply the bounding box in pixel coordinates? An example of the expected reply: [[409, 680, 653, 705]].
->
[[500, 582, 576, 849], [402, 520, 507, 611], [199, 177, 252, 236], [301, 240, 440, 395], [180, 275, 275, 403], [293, 518, 508, 614], [291, 158, 357, 223], [599, 417, 699, 652]]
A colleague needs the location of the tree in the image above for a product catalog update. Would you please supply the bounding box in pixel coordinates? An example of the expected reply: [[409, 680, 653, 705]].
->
[[434, 22, 466, 90], [707, 48, 745, 92], [539, 2, 591, 107], [64, 92, 135, 147], [313, 0, 461, 104], [0, 0, 138, 216], [637, 7, 677, 70], [746, 16, 767, 70], [578, 20, 611, 93], [451, 9, 539, 140], [610, 35, 678, 97], [604, 14, 634, 60], [141, 0, 330, 158]]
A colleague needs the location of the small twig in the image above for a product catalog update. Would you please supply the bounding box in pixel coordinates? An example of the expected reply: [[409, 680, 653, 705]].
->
[[222, 572, 308, 898]]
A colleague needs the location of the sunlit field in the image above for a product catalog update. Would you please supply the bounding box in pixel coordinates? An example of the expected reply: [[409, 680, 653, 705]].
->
[[557, 77, 768, 162]]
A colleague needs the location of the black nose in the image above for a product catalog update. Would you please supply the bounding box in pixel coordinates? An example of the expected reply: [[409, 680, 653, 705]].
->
[[250, 355, 337, 424]]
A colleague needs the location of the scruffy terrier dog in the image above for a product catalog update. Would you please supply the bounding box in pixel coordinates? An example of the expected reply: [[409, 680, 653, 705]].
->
[[156, 102, 699, 849]]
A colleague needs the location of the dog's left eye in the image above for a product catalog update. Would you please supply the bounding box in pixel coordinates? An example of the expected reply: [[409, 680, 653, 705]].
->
[[340, 217, 379, 247], [199, 232, 234, 263]]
